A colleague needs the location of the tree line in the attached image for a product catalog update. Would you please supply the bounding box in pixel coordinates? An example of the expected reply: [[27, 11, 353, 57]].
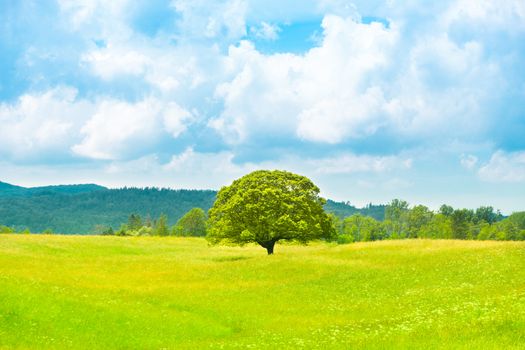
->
[[2, 200, 524, 242], [93, 208, 208, 237], [331, 199, 525, 243], [1, 182, 377, 234]]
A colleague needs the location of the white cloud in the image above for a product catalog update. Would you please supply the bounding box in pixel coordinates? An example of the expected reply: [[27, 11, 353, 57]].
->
[[385, 35, 498, 140], [81, 46, 150, 80], [310, 153, 412, 174], [442, 0, 525, 33], [69, 2, 517, 152], [0, 85, 194, 162], [171, 0, 248, 40], [163, 103, 193, 137], [103, 148, 414, 189], [478, 151, 525, 183], [72, 99, 162, 160], [57, 0, 132, 41], [0, 87, 93, 160], [250, 22, 281, 40], [210, 16, 397, 144], [460, 154, 478, 170], [72, 98, 192, 160]]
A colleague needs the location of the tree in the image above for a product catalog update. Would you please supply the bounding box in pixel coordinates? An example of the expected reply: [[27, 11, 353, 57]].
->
[[127, 214, 143, 231], [385, 199, 409, 237], [154, 213, 169, 236], [474, 206, 498, 224], [406, 205, 432, 238], [343, 214, 383, 242], [451, 209, 473, 239], [173, 208, 207, 236], [508, 212, 525, 230], [0, 225, 14, 234], [419, 213, 452, 239], [206, 170, 335, 254], [439, 204, 454, 217]]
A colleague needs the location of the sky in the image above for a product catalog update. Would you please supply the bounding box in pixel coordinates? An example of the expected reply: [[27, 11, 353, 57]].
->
[[1, 0, 524, 213]]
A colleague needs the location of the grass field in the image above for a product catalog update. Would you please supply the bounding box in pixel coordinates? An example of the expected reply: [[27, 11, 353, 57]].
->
[[0, 236, 524, 349]]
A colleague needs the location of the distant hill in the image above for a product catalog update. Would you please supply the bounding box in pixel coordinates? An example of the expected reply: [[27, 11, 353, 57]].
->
[[324, 200, 386, 221], [0, 181, 107, 197], [0, 182, 385, 234]]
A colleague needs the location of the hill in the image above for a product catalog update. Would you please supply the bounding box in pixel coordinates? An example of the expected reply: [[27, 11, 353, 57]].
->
[[0, 236, 523, 349], [0, 181, 106, 197], [0, 182, 384, 234], [324, 199, 386, 221]]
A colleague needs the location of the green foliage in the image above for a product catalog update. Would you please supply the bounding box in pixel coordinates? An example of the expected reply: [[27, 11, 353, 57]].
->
[[0, 225, 14, 233], [474, 206, 501, 224], [127, 214, 143, 231], [111, 214, 172, 237], [324, 200, 386, 220], [419, 214, 453, 239], [0, 184, 216, 234], [333, 204, 520, 244], [207, 170, 335, 254], [116, 224, 129, 236], [451, 209, 474, 239], [406, 205, 432, 238], [93, 225, 114, 235], [342, 214, 382, 242], [385, 199, 409, 237], [42, 228, 54, 235], [508, 211, 525, 230], [173, 208, 207, 237], [154, 214, 169, 237], [126, 226, 154, 237], [439, 204, 454, 216]]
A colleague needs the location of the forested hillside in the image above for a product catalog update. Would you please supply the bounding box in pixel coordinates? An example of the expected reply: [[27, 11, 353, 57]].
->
[[324, 200, 386, 221], [0, 182, 377, 234], [0, 183, 216, 234]]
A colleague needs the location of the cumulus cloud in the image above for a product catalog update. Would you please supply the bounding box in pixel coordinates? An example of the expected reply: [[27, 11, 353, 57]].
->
[[210, 16, 396, 144], [72, 98, 193, 160], [478, 151, 525, 183], [0, 84, 194, 163], [53, 0, 522, 153], [0, 87, 93, 161]]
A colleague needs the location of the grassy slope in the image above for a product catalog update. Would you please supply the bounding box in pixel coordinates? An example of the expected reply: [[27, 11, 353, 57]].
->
[[0, 236, 524, 349]]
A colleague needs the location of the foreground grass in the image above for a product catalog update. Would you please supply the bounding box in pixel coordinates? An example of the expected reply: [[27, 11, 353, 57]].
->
[[0, 236, 524, 349]]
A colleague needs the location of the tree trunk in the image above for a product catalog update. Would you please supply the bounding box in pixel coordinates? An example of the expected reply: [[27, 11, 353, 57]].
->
[[258, 240, 276, 255], [266, 241, 275, 255]]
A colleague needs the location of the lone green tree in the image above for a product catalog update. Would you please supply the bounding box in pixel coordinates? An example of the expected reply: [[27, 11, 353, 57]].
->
[[173, 208, 207, 236], [206, 170, 335, 254]]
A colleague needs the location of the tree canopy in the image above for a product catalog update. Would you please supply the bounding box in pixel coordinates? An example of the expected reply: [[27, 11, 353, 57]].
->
[[206, 170, 335, 254], [173, 208, 207, 236]]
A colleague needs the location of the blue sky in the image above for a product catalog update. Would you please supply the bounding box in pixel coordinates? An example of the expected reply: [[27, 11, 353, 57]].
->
[[1, 0, 525, 213]]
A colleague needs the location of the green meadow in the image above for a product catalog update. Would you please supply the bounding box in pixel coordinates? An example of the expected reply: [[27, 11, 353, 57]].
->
[[0, 235, 524, 349]]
